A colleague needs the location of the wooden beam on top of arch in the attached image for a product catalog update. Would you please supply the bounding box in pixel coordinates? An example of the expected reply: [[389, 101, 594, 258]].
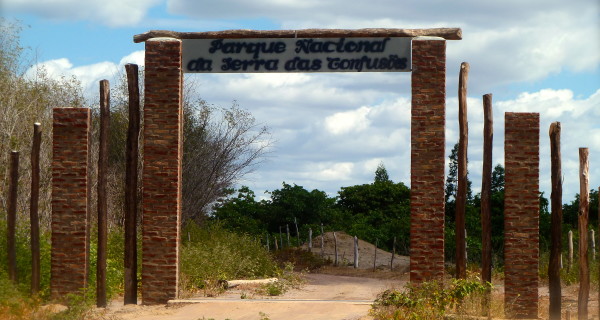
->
[[133, 28, 462, 43]]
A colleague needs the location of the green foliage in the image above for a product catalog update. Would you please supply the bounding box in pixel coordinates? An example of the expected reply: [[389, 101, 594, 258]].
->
[[374, 162, 390, 183], [336, 176, 411, 253], [371, 276, 492, 320], [180, 222, 280, 293]]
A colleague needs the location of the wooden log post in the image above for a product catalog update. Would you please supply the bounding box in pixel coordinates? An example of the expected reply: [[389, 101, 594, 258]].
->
[[124, 63, 140, 305], [294, 217, 300, 247], [590, 229, 596, 261], [274, 235, 278, 250], [308, 228, 312, 252], [568, 230, 574, 271], [481, 93, 493, 285], [373, 239, 378, 272], [334, 232, 338, 266], [548, 122, 562, 320], [286, 224, 290, 247], [30, 123, 42, 294], [578, 148, 589, 320], [320, 223, 325, 257], [7, 151, 19, 283], [391, 236, 396, 271], [279, 226, 283, 249], [456, 62, 469, 280], [354, 236, 359, 269], [266, 233, 270, 251], [97, 79, 110, 308]]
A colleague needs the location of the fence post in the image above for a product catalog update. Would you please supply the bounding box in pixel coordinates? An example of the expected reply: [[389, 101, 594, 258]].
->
[[577, 148, 589, 320], [30, 123, 42, 294], [549, 122, 562, 319], [279, 226, 283, 248], [96, 79, 110, 308], [308, 228, 312, 252], [373, 239, 378, 272], [568, 230, 573, 271], [455, 62, 469, 280], [124, 63, 140, 305], [390, 236, 396, 271], [353, 236, 359, 269], [294, 217, 300, 246], [334, 232, 338, 266], [320, 223, 325, 257]]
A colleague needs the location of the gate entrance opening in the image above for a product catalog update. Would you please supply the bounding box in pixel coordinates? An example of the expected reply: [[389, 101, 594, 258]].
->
[[135, 28, 460, 304]]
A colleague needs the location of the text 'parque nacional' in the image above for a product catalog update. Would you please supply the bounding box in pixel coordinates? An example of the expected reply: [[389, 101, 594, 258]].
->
[[182, 37, 412, 73]]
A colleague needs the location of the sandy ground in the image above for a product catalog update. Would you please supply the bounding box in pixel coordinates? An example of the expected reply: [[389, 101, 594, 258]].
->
[[301, 231, 410, 272], [98, 273, 408, 320]]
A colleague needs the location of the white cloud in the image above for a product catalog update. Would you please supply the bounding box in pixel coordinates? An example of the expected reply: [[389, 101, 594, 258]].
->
[[25, 50, 146, 99], [5, 0, 161, 27], [324, 106, 371, 135]]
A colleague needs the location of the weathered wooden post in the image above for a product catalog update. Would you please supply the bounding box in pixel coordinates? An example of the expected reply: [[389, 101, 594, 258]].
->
[[590, 229, 596, 260], [274, 235, 278, 250], [279, 226, 283, 248], [373, 239, 378, 272], [266, 233, 270, 251], [294, 217, 300, 246], [481, 93, 493, 286], [568, 230, 574, 271], [308, 228, 312, 252], [97, 79, 110, 308], [334, 232, 338, 266], [30, 123, 42, 294], [124, 63, 140, 305], [286, 224, 291, 247], [549, 122, 562, 320], [7, 151, 19, 283], [354, 236, 359, 269], [320, 223, 325, 257], [456, 62, 469, 280], [578, 148, 589, 320], [391, 236, 396, 271]]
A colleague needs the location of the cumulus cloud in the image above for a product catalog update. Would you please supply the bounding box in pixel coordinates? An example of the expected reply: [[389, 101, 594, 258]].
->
[[25, 50, 146, 98], [166, 0, 598, 92], [325, 107, 371, 135], [5, 0, 161, 27]]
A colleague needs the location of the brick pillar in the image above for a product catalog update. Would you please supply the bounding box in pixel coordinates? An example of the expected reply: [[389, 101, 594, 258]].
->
[[504, 112, 539, 318], [51, 107, 90, 300], [142, 38, 183, 305], [410, 40, 446, 283]]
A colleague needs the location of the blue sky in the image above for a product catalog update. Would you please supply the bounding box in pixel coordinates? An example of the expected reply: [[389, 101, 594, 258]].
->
[[2, 0, 599, 204]]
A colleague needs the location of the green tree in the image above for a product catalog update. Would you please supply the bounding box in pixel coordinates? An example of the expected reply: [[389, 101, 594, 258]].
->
[[337, 166, 411, 253], [374, 162, 390, 183], [211, 186, 267, 235]]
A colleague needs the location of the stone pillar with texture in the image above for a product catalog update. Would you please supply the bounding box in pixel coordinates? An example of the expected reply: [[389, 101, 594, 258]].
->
[[51, 107, 90, 300], [410, 39, 446, 283], [142, 38, 183, 305], [504, 112, 539, 318]]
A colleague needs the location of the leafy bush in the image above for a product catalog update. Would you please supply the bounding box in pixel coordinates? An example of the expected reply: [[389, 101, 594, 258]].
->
[[180, 222, 280, 294], [371, 274, 492, 320]]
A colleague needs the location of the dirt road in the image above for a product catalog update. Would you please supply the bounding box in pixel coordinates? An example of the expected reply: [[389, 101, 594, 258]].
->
[[101, 273, 407, 320]]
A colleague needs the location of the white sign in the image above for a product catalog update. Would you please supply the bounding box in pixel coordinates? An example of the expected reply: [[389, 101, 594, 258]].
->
[[182, 37, 411, 73]]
